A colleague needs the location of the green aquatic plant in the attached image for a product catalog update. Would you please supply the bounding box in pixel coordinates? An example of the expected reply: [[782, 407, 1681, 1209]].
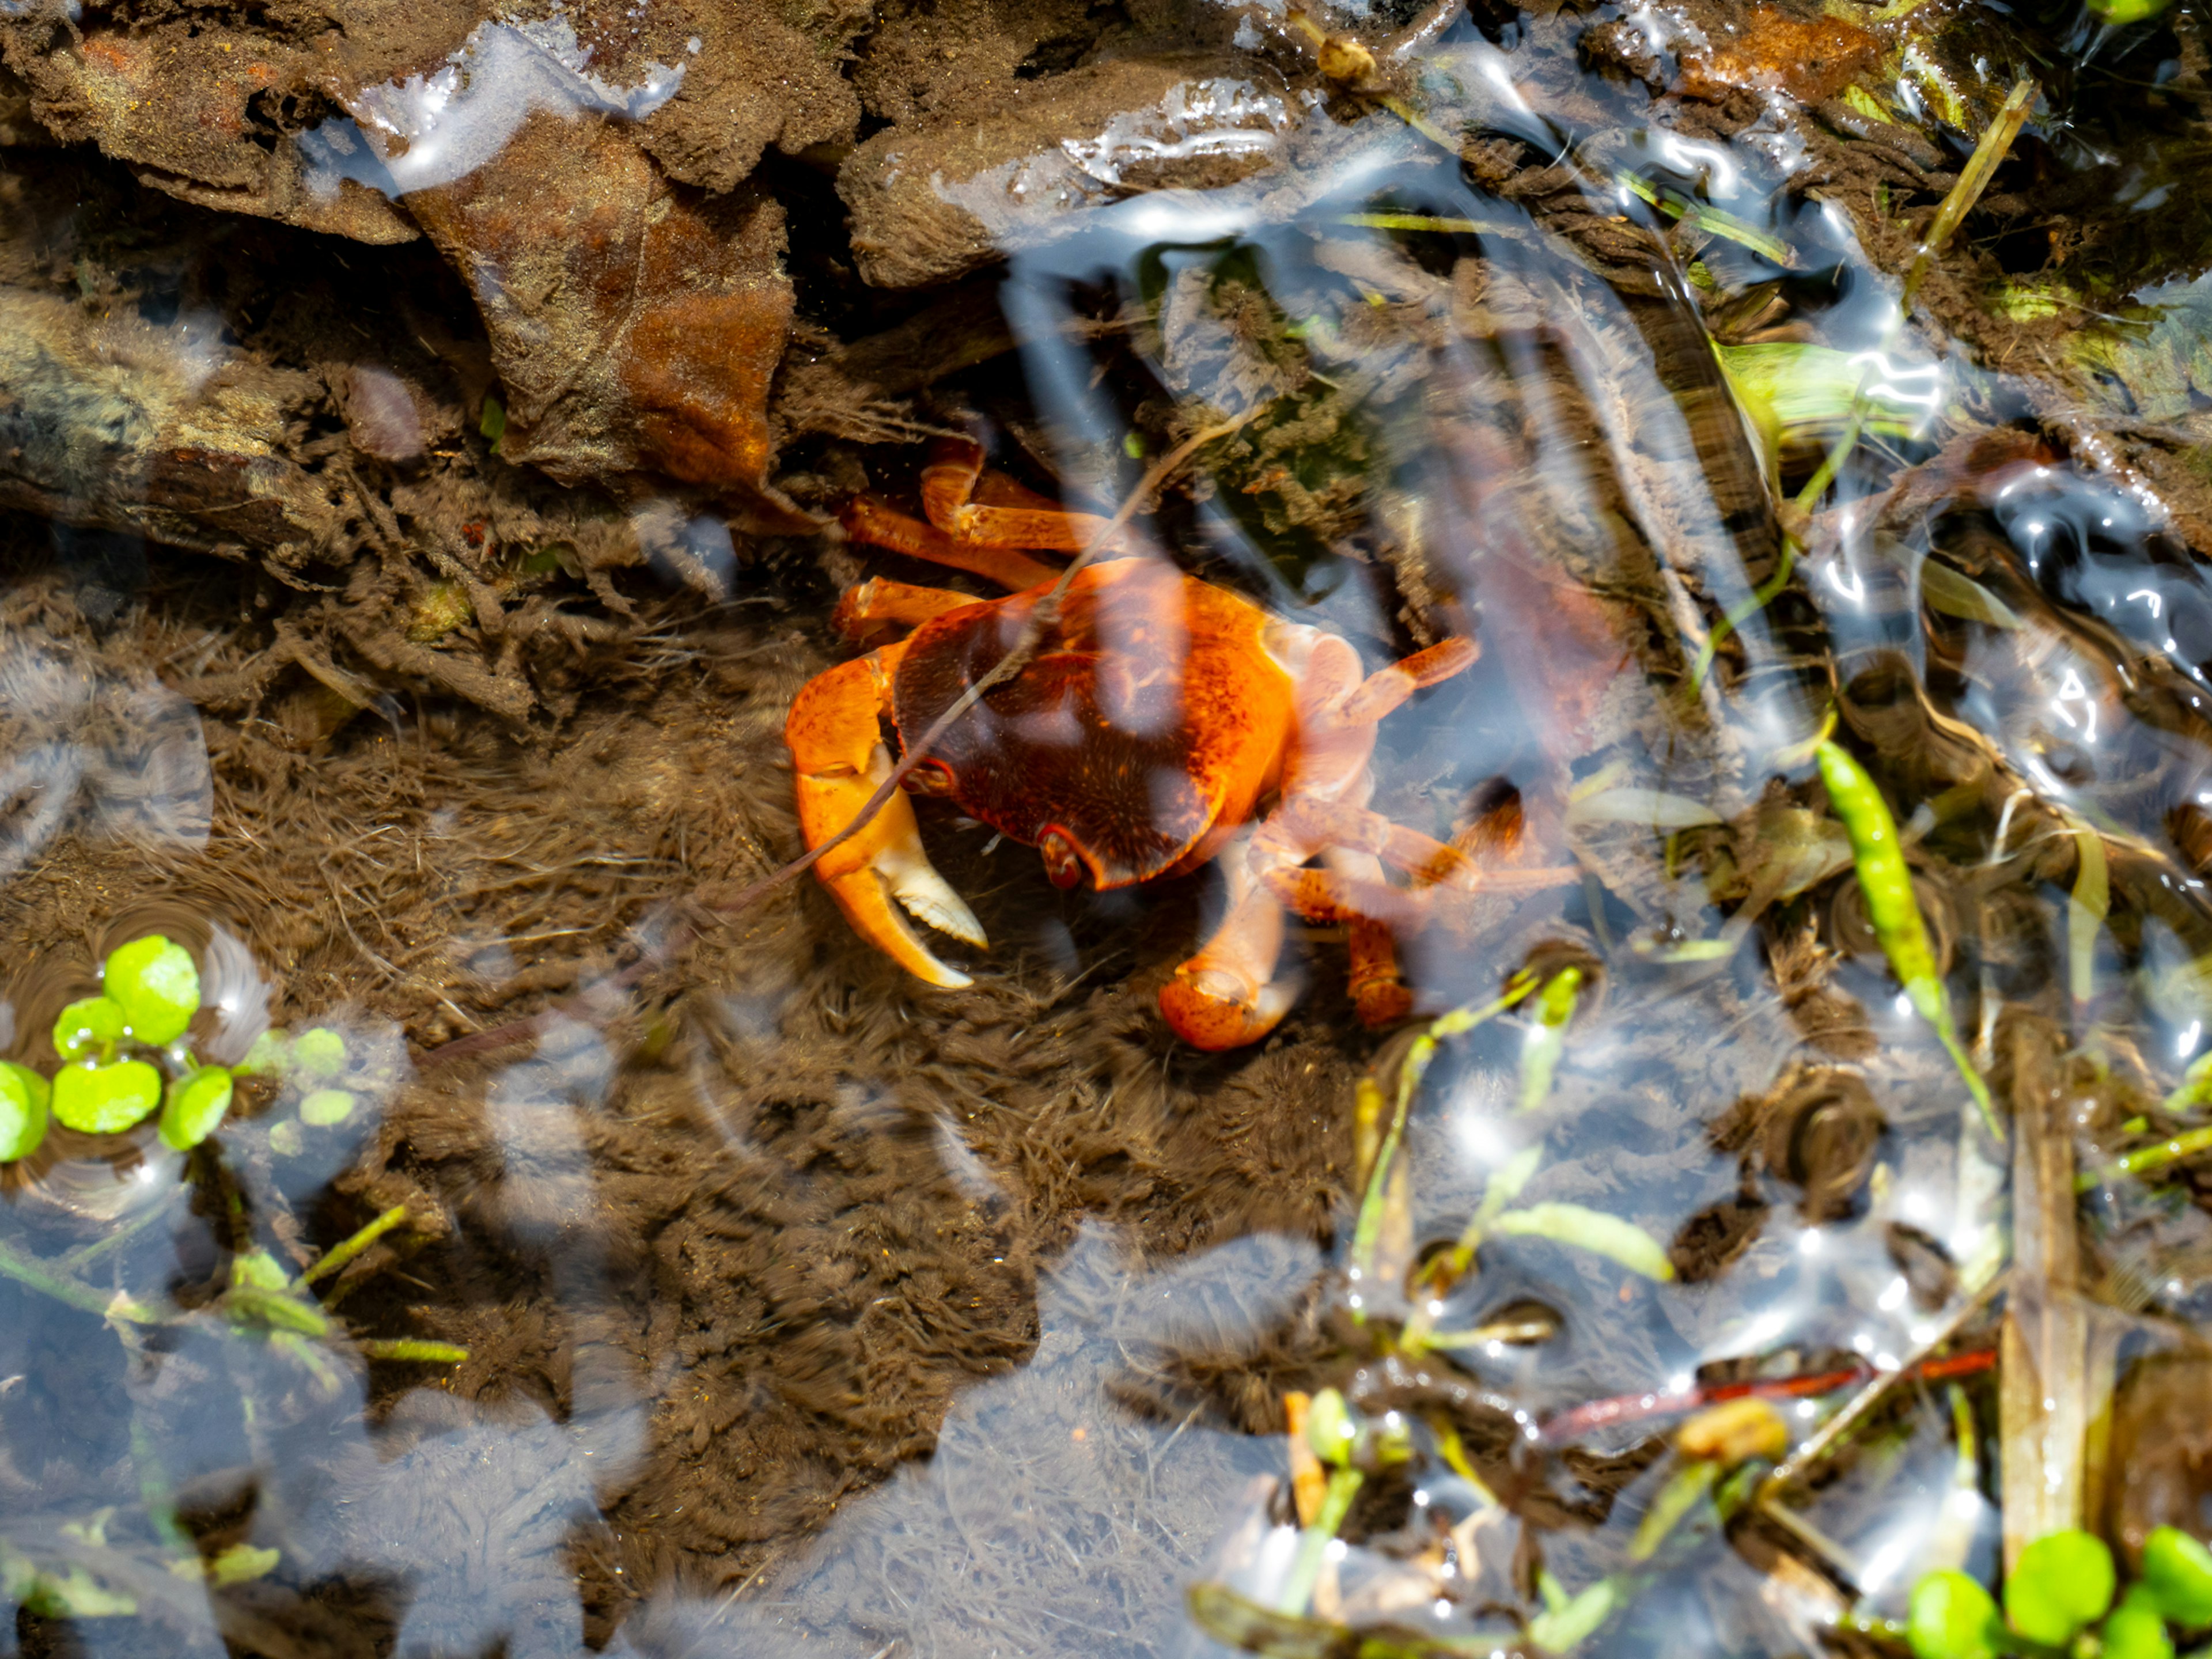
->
[[1907, 1527, 2212, 1659], [160, 1067, 233, 1153], [7, 935, 234, 1156], [1517, 967, 1582, 1113], [51, 1059, 164, 1136], [101, 934, 200, 1046], [0, 1062, 50, 1161], [1816, 741, 1999, 1138], [52, 994, 126, 1059]]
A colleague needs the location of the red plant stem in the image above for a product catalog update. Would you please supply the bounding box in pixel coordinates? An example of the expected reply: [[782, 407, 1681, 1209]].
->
[[1539, 1345, 1998, 1444]]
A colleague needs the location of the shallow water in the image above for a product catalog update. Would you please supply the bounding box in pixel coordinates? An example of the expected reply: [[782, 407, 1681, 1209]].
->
[[6, 0, 2212, 1654]]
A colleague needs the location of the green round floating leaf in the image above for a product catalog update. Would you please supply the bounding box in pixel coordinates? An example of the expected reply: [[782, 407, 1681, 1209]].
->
[[292, 1027, 347, 1082], [2144, 1527, 2212, 1627], [104, 934, 201, 1046], [267, 1119, 304, 1158], [298, 1088, 356, 1128], [1908, 1570, 2002, 1659], [236, 1028, 290, 1077], [0, 1060, 51, 1162], [51, 1060, 165, 1135], [2104, 1589, 2177, 1659], [52, 995, 126, 1060], [2005, 1529, 2115, 1645], [2088, 0, 2173, 24], [160, 1066, 234, 1151]]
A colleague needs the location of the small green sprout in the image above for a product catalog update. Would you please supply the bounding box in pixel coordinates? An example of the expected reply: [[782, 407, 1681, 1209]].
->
[[52, 996, 126, 1060], [1527, 1578, 1619, 1655], [1304, 1388, 1354, 1468], [0, 1061, 52, 1162], [1517, 966, 1582, 1112], [2005, 1529, 2114, 1646], [298, 1088, 357, 1128], [291, 1028, 347, 1082], [160, 1066, 234, 1152], [50, 1060, 164, 1135], [229, 1249, 289, 1292], [103, 935, 201, 1046]]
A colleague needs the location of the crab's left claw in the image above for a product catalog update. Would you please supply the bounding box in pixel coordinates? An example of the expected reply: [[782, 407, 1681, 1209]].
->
[[786, 650, 985, 988]]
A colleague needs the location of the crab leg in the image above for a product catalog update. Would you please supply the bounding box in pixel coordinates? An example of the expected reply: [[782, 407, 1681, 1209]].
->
[[921, 437, 1124, 554], [1327, 847, 1415, 1027], [784, 639, 986, 988], [1159, 824, 1308, 1051], [1266, 862, 1582, 929], [832, 576, 982, 641], [1162, 635, 1483, 1047], [840, 498, 1062, 593]]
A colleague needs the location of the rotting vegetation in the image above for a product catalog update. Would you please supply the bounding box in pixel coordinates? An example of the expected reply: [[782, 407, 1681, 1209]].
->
[[7, 0, 2212, 1654]]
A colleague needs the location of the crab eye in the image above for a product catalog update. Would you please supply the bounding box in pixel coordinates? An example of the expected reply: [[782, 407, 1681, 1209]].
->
[[1037, 827, 1085, 890], [907, 758, 959, 797]]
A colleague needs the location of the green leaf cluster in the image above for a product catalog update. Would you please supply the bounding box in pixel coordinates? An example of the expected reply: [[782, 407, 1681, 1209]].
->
[[1909, 1528, 2212, 1659], [3, 935, 237, 1160]]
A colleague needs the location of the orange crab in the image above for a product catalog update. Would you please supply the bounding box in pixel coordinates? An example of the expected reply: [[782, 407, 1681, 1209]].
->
[[784, 439, 1482, 1050]]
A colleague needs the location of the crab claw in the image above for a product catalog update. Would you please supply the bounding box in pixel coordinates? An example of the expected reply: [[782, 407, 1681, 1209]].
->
[[1160, 964, 1301, 1051], [1158, 843, 1300, 1049], [787, 652, 986, 988]]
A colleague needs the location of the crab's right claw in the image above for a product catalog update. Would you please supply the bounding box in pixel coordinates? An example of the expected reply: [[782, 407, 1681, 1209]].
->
[[787, 653, 985, 988]]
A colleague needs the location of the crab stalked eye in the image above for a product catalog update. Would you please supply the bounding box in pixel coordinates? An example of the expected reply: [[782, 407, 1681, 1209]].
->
[[907, 757, 959, 796], [1038, 826, 1085, 889]]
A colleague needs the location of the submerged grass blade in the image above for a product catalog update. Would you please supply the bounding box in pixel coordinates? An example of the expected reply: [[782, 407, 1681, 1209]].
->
[[0, 1239, 158, 1323], [1492, 1203, 1675, 1281], [1351, 975, 1537, 1281], [1278, 1465, 1364, 1616], [1903, 79, 2039, 312], [1616, 173, 1793, 265], [1816, 743, 1999, 1137], [2077, 1124, 2212, 1190], [298, 1204, 408, 1290], [357, 1339, 469, 1363], [1516, 968, 1582, 1113], [2065, 815, 2110, 1008]]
